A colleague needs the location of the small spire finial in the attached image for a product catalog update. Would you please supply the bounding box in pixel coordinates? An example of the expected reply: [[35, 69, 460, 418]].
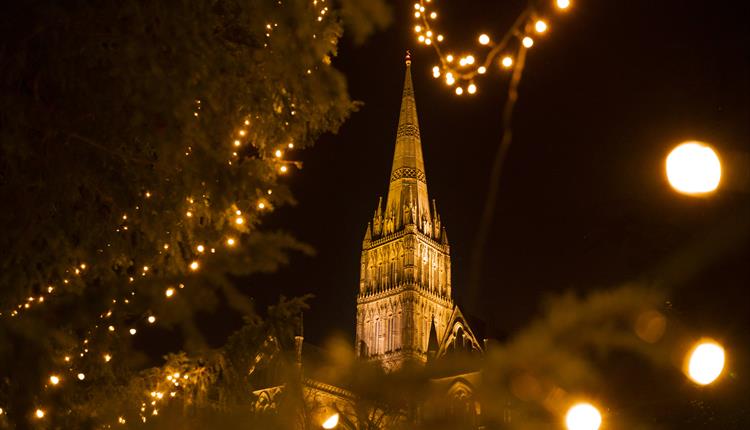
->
[[405, 50, 411, 66]]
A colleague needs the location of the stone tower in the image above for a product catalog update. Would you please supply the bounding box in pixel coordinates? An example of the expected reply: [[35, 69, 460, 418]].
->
[[355, 54, 453, 370]]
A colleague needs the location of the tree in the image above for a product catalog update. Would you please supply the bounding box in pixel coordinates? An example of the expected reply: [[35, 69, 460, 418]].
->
[[0, 0, 389, 427]]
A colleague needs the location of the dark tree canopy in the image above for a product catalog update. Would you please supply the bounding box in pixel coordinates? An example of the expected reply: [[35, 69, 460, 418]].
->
[[0, 0, 389, 426]]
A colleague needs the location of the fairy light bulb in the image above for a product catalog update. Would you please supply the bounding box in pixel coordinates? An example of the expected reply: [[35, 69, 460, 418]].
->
[[478, 34, 490, 45], [432, 66, 441, 78], [235, 216, 244, 225], [445, 73, 455, 86], [455, 87, 464, 95], [557, 0, 571, 10], [165, 288, 175, 298], [522, 36, 534, 48], [129, 328, 137, 335], [189, 261, 199, 271], [148, 316, 156, 324], [196, 245, 204, 253], [77, 373, 85, 380], [280, 165, 288, 173], [478, 66, 487, 74], [50, 375, 60, 385], [535, 20, 548, 33], [226, 237, 236, 246], [35, 409, 45, 419], [467, 83, 477, 94], [501, 56, 514, 68]]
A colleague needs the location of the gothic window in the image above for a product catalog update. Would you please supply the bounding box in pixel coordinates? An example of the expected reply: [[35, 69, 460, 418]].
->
[[447, 382, 477, 427]]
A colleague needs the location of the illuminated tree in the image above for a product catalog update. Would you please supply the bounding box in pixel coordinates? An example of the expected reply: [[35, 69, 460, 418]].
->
[[0, 0, 389, 426]]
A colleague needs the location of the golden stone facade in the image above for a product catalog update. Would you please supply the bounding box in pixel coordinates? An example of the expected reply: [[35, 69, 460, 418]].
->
[[356, 58, 478, 371]]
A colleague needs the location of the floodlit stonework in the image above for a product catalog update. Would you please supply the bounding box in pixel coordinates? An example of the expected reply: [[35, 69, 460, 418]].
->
[[356, 57, 480, 371]]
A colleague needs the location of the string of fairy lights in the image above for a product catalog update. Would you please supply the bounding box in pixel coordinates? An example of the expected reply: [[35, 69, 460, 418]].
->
[[0, 0, 336, 425], [412, 0, 571, 95]]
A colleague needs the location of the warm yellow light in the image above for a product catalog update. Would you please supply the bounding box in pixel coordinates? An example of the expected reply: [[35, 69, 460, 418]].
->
[[445, 73, 455, 86], [535, 20, 548, 33], [233, 140, 241, 147], [226, 237, 236, 246], [479, 34, 490, 45], [148, 316, 156, 324], [77, 373, 85, 380], [414, 11, 420, 18], [414, 25, 421, 32], [522, 36, 534, 48], [437, 34, 443, 41], [196, 245, 205, 253], [687, 340, 725, 385], [238, 130, 246, 136], [235, 216, 245, 225], [413, 3, 420, 9], [165, 288, 175, 298], [118, 416, 126, 424], [280, 165, 288, 173], [430, 11, 437, 19], [501, 56, 514, 68], [258, 202, 266, 209], [35, 409, 45, 419], [467, 84, 477, 94], [186, 211, 193, 218], [565, 403, 602, 430], [418, 35, 425, 42], [424, 38, 432, 45], [666, 142, 722, 195], [466, 55, 475, 65], [322, 413, 339, 429], [50, 375, 60, 385], [478, 66, 486, 74], [557, 0, 571, 10], [446, 54, 454, 62], [104, 354, 112, 362], [189, 261, 199, 271], [288, 142, 294, 149], [455, 87, 464, 95], [108, 325, 115, 332], [129, 328, 137, 335], [432, 66, 441, 78]]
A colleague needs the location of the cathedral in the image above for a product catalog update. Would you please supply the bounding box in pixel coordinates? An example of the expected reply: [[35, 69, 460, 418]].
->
[[356, 53, 483, 370], [253, 54, 486, 428]]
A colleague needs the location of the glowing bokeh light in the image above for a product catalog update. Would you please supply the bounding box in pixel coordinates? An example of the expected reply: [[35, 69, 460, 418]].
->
[[501, 56, 514, 68], [687, 341, 725, 385], [557, 0, 571, 9], [666, 142, 721, 195], [566, 403, 602, 430], [322, 413, 339, 429]]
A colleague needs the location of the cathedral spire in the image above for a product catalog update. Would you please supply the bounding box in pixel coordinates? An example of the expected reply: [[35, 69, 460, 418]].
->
[[385, 52, 431, 228]]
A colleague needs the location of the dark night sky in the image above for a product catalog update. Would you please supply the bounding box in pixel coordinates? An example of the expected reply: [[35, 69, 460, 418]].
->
[[238, 0, 749, 375]]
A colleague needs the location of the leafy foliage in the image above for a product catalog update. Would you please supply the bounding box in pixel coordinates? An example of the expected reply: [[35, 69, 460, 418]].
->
[[0, 0, 390, 426]]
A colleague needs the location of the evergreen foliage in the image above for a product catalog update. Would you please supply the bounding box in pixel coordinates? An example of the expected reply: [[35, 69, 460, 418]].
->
[[0, 0, 390, 426]]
